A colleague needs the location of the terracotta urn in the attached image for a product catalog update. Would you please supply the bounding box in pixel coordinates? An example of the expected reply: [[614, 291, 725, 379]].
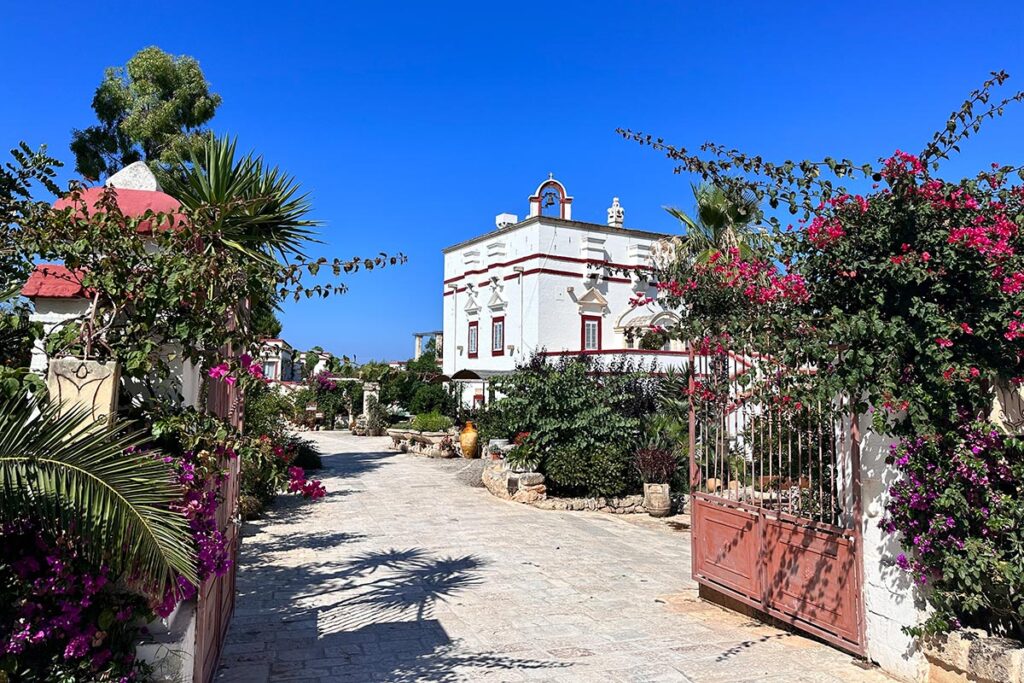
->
[[459, 421, 479, 459], [643, 482, 672, 518]]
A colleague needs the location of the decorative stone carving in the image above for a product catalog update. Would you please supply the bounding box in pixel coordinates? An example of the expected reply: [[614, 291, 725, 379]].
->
[[46, 358, 121, 427]]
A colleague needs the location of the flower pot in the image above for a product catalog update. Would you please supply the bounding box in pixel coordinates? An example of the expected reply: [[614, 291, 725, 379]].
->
[[643, 482, 672, 518], [47, 357, 121, 428], [459, 421, 479, 459]]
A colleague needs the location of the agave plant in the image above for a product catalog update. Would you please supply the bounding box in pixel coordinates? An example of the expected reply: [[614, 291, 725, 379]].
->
[[665, 183, 772, 267], [0, 396, 197, 597], [163, 134, 319, 264]]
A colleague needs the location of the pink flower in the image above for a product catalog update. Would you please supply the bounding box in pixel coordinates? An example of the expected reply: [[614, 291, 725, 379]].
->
[[207, 363, 229, 380], [935, 338, 953, 348], [224, 376, 237, 386], [960, 323, 973, 335]]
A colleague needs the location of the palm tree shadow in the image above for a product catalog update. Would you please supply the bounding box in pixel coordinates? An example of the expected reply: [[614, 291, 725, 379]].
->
[[218, 545, 568, 681]]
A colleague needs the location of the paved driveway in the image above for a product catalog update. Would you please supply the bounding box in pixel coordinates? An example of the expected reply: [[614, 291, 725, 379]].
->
[[216, 432, 892, 682]]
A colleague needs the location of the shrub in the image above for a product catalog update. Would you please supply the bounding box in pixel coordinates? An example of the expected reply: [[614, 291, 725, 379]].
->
[[366, 396, 389, 436], [289, 436, 322, 470], [244, 380, 294, 438], [505, 432, 540, 471], [634, 448, 678, 483], [883, 421, 1024, 637], [483, 354, 659, 497], [411, 411, 454, 432], [409, 383, 455, 415]]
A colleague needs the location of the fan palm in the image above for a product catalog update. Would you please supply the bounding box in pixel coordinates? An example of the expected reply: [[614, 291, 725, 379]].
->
[[665, 183, 771, 267], [162, 134, 320, 264], [0, 396, 197, 596]]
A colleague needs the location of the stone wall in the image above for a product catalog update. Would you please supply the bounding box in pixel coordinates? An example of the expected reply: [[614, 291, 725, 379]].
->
[[924, 630, 1024, 683]]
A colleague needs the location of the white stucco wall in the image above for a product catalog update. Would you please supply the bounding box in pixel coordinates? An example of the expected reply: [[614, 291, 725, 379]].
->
[[28, 298, 90, 375], [857, 414, 929, 682], [442, 216, 686, 392]]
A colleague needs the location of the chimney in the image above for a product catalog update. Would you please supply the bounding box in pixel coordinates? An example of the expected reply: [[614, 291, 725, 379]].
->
[[495, 213, 518, 230], [607, 197, 624, 228]]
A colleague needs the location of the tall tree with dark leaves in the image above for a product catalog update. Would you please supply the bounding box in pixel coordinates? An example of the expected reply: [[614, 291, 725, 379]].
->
[[70, 46, 221, 181]]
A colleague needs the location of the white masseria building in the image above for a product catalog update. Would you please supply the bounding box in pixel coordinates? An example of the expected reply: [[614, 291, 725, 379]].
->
[[441, 176, 686, 406]]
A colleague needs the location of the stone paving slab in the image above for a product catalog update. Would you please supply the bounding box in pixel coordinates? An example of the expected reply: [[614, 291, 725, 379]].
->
[[216, 432, 894, 683]]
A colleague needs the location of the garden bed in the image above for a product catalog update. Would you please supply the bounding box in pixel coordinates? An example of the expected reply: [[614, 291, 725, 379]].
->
[[481, 462, 684, 514]]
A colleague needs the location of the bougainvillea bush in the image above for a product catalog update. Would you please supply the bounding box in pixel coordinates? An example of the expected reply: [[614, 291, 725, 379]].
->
[[621, 72, 1024, 636], [884, 423, 1024, 637], [0, 521, 152, 682]]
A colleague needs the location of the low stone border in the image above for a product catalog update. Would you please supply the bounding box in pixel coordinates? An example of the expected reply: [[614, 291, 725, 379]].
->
[[482, 462, 658, 514], [531, 494, 646, 513], [924, 628, 1024, 683]]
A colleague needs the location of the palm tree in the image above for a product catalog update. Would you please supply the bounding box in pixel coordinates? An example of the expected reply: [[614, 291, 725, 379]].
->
[[0, 396, 197, 597], [162, 134, 320, 264], [665, 183, 770, 266]]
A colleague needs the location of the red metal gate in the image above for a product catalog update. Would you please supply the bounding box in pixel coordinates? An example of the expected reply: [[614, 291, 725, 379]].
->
[[194, 371, 243, 683], [688, 342, 865, 655]]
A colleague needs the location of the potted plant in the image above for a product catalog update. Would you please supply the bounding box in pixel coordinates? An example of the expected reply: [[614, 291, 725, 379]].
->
[[635, 448, 676, 517], [505, 432, 540, 472], [438, 434, 456, 458]]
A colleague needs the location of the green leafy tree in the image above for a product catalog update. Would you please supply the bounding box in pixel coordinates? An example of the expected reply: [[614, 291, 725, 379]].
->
[[70, 46, 221, 181]]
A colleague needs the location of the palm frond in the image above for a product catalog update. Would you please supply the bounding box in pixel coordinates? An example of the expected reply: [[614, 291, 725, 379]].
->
[[164, 134, 320, 264], [0, 396, 197, 597]]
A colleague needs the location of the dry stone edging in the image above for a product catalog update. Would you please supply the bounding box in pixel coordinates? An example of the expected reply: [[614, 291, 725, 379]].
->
[[924, 628, 1024, 683], [481, 461, 648, 513]]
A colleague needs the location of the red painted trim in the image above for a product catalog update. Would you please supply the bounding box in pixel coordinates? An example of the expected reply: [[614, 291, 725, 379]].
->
[[467, 321, 479, 358], [580, 315, 602, 351], [444, 252, 651, 285], [491, 316, 505, 356], [542, 348, 690, 358], [443, 267, 636, 296]]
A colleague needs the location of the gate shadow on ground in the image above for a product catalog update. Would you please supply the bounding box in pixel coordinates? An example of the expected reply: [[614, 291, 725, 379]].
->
[[223, 539, 567, 681]]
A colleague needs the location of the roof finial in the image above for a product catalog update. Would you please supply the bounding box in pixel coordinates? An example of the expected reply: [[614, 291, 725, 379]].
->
[[607, 196, 624, 228], [548, 172, 554, 179]]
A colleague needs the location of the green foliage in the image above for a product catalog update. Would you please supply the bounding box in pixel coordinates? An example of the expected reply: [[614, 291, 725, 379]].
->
[[162, 134, 319, 264], [664, 182, 770, 267], [623, 72, 1024, 635], [290, 436, 322, 470], [70, 46, 221, 180], [243, 380, 294, 438], [409, 383, 456, 415], [0, 396, 198, 596], [366, 395, 389, 436], [481, 354, 660, 497], [410, 411, 454, 432]]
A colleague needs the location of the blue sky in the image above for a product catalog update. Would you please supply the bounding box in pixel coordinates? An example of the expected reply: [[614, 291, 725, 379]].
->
[[3, 2, 1023, 361]]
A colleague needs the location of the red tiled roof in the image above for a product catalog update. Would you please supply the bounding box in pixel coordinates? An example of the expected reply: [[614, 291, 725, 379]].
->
[[53, 186, 186, 234], [22, 264, 88, 299]]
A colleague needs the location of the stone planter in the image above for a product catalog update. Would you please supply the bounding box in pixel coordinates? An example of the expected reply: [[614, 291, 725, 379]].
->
[[643, 482, 672, 518], [47, 357, 120, 427]]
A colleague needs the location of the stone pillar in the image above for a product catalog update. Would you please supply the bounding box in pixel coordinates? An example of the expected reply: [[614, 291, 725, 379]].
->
[[414, 335, 423, 361], [362, 382, 380, 417]]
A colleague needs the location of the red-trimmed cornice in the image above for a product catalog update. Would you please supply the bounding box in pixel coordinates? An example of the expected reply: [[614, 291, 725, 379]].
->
[[443, 252, 651, 286], [443, 267, 634, 296]]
